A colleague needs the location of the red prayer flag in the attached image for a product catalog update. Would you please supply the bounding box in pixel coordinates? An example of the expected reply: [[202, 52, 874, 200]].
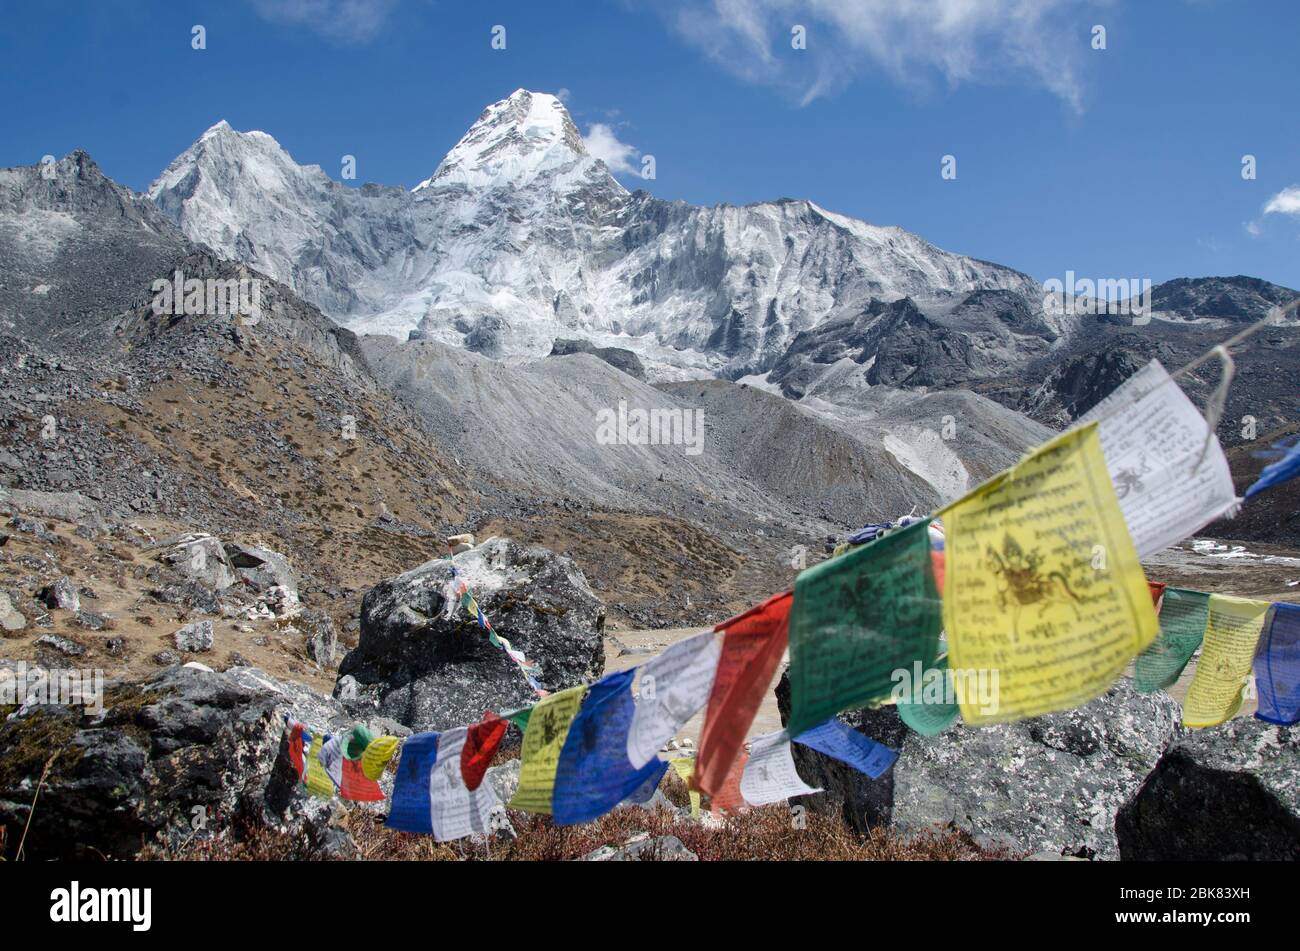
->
[[710, 749, 749, 816], [462, 711, 509, 791], [1148, 580, 1167, 610], [694, 590, 792, 797], [339, 759, 385, 802], [930, 549, 946, 595], [287, 721, 307, 780]]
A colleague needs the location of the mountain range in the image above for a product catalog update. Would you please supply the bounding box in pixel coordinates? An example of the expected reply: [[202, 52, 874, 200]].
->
[[1, 88, 1297, 585]]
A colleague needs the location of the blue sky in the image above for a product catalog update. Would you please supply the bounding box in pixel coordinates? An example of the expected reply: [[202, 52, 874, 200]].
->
[[2, 0, 1297, 289]]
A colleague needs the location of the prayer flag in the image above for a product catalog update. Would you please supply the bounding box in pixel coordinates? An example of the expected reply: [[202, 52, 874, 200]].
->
[[302, 732, 337, 799], [461, 712, 509, 791], [669, 757, 701, 817], [429, 726, 505, 841], [793, 718, 898, 779], [287, 721, 310, 781], [709, 748, 748, 817], [320, 726, 385, 801], [553, 669, 668, 825], [894, 654, 959, 737], [1134, 587, 1209, 693], [508, 684, 586, 814], [739, 731, 822, 806], [385, 732, 440, 833], [621, 759, 670, 806], [941, 424, 1158, 724], [786, 520, 941, 737], [1254, 602, 1300, 725], [1244, 435, 1300, 499], [694, 591, 791, 797], [1183, 594, 1270, 728], [1079, 360, 1238, 556], [626, 630, 720, 769], [361, 734, 401, 781]]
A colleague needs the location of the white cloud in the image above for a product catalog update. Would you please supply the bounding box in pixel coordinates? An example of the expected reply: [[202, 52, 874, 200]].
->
[[1246, 185, 1300, 238], [657, 0, 1108, 111], [583, 122, 641, 176], [1263, 185, 1300, 218], [249, 0, 397, 42]]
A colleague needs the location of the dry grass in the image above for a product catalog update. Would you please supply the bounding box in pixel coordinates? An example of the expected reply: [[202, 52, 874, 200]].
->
[[154, 799, 1017, 862]]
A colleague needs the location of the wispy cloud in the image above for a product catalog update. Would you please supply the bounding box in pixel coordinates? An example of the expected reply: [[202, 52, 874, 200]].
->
[[654, 0, 1109, 111], [1263, 185, 1300, 218], [1247, 185, 1300, 238], [583, 122, 642, 176], [249, 0, 398, 43]]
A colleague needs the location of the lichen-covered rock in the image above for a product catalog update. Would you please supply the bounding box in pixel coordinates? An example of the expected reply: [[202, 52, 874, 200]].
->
[[155, 533, 237, 591], [1116, 720, 1300, 860], [0, 593, 26, 632], [36, 576, 80, 613], [579, 833, 698, 861], [0, 665, 388, 860], [337, 537, 605, 731], [300, 609, 338, 664], [34, 634, 86, 658], [224, 541, 298, 596], [776, 671, 1182, 859], [173, 619, 215, 653]]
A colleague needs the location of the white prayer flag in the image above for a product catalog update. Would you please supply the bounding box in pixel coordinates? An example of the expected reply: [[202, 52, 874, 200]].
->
[[739, 730, 822, 806], [430, 727, 505, 841], [1080, 359, 1238, 557], [626, 630, 721, 769], [318, 734, 344, 789]]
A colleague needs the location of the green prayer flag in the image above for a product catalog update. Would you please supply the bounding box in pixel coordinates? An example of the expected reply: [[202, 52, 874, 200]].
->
[[505, 707, 533, 732], [344, 724, 374, 760], [787, 519, 942, 737], [896, 654, 960, 737], [1135, 587, 1210, 693]]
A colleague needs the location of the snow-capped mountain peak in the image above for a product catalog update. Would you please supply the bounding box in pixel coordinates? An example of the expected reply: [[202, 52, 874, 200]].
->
[[414, 89, 624, 195], [147, 91, 1052, 380]]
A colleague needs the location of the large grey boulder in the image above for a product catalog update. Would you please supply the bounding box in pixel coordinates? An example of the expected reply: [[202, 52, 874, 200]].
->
[[776, 671, 1182, 859], [0, 593, 25, 632], [36, 576, 80, 613], [156, 532, 238, 591], [0, 665, 385, 861], [224, 541, 298, 595], [299, 608, 338, 664], [0, 488, 108, 531], [1116, 720, 1300, 860], [337, 537, 605, 731]]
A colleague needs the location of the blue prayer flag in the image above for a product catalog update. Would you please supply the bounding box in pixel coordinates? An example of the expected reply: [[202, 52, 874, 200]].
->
[[1245, 436, 1300, 499], [384, 731, 439, 833], [793, 718, 898, 779], [622, 759, 671, 805], [1255, 602, 1300, 725], [552, 668, 667, 825]]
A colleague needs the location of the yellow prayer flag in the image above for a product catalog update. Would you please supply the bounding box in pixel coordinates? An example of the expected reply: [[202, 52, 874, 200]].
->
[[360, 734, 401, 781], [940, 424, 1158, 724], [669, 757, 701, 817], [1182, 594, 1270, 728], [302, 734, 336, 799], [508, 684, 586, 814]]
